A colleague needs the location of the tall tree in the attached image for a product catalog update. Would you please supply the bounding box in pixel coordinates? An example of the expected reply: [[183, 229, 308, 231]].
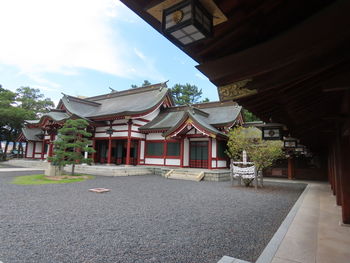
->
[[49, 119, 95, 175], [16, 87, 54, 118], [171, 83, 208, 105], [0, 86, 54, 159], [242, 108, 260, 122], [226, 126, 284, 172], [0, 87, 30, 159], [131, 80, 152, 89]]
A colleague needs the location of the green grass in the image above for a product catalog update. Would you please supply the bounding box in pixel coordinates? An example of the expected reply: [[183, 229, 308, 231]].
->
[[11, 174, 94, 185]]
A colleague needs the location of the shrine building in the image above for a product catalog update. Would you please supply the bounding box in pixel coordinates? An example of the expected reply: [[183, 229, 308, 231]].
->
[[19, 82, 243, 169]]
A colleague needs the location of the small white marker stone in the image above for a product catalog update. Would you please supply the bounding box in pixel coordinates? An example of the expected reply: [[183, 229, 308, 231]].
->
[[88, 188, 110, 193]]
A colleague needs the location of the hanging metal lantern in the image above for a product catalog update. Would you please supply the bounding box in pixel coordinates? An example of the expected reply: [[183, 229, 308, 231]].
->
[[260, 123, 284, 140], [284, 137, 298, 148], [105, 128, 114, 135], [162, 0, 213, 46]]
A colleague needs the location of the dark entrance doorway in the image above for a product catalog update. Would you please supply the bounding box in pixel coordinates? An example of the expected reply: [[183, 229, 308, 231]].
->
[[95, 140, 108, 163], [95, 139, 139, 165], [189, 141, 208, 168]]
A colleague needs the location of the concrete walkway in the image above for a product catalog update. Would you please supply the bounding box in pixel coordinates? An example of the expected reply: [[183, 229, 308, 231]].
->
[[0, 167, 43, 172], [270, 182, 350, 263], [220, 180, 350, 263]]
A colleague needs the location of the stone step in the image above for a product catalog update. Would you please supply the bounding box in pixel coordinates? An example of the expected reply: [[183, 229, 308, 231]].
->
[[167, 171, 205, 182]]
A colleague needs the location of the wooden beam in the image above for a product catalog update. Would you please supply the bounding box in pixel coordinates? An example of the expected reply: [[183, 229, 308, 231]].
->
[[197, 0, 350, 84]]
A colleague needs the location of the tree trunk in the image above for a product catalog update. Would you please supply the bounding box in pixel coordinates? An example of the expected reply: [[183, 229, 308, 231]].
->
[[4, 141, 9, 160], [72, 163, 75, 176]]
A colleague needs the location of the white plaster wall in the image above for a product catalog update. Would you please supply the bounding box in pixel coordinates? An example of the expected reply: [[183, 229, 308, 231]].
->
[[212, 138, 217, 158], [140, 141, 145, 159], [184, 138, 189, 166], [95, 126, 110, 132], [146, 133, 164, 140], [44, 135, 50, 140], [133, 120, 147, 126], [36, 142, 43, 153], [218, 160, 227, 168], [112, 119, 127, 124], [26, 142, 34, 157], [131, 132, 145, 139], [34, 153, 42, 158], [187, 128, 196, 134], [212, 160, 217, 168], [132, 124, 139, 131], [94, 133, 108, 138], [113, 125, 128, 131], [166, 159, 180, 166], [112, 131, 128, 137], [145, 158, 164, 165]]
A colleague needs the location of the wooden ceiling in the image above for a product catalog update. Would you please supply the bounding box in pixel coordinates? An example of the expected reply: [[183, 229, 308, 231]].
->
[[120, 0, 350, 152]]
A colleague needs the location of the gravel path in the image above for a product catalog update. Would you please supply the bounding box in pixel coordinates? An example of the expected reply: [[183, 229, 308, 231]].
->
[[0, 170, 306, 263]]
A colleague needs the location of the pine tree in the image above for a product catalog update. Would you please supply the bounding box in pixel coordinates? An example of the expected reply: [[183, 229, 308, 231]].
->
[[49, 119, 95, 175]]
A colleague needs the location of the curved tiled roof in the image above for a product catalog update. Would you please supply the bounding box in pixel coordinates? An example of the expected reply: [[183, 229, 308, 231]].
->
[[21, 128, 43, 141], [140, 101, 241, 138], [58, 83, 171, 119]]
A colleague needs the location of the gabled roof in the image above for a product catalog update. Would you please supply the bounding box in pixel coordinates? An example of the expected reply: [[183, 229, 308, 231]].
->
[[57, 82, 172, 119], [140, 101, 242, 138], [21, 128, 43, 141], [163, 110, 227, 138]]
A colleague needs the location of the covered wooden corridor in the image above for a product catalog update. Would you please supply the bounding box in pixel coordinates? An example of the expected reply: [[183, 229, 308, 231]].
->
[[120, 0, 350, 223]]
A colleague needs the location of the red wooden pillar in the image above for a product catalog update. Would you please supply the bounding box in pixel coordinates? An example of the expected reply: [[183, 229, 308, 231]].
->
[[137, 139, 141, 165], [24, 141, 28, 158], [163, 139, 167, 165], [180, 137, 184, 167], [32, 141, 36, 159], [287, 157, 294, 180], [208, 137, 212, 169], [41, 139, 45, 160], [48, 134, 54, 157], [340, 130, 350, 224], [92, 139, 96, 163], [107, 135, 112, 164], [335, 128, 343, 206], [126, 120, 132, 165]]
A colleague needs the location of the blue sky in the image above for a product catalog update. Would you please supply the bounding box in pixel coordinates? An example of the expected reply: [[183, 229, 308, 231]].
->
[[0, 0, 219, 106]]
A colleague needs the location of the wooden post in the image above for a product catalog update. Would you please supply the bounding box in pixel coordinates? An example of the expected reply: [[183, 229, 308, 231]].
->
[[48, 134, 54, 157], [107, 136, 112, 164], [163, 139, 167, 166], [41, 139, 45, 160], [335, 127, 343, 206], [32, 141, 36, 159], [92, 139, 96, 163], [180, 137, 184, 167], [24, 141, 28, 158], [126, 119, 132, 165], [287, 157, 294, 180], [340, 127, 350, 223], [208, 137, 212, 169]]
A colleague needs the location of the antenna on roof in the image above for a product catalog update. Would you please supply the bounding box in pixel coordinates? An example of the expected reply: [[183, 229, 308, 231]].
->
[[109, 87, 117, 93]]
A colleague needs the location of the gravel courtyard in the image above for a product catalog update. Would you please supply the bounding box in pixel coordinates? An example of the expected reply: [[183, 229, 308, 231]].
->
[[0, 170, 306, 263]]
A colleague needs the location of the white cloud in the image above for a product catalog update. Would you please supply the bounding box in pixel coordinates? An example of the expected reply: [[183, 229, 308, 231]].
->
[[0, 0, 163, 82]]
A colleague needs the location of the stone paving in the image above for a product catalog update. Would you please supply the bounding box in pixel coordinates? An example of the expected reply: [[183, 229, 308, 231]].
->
[[0, 169, 305, 263]]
